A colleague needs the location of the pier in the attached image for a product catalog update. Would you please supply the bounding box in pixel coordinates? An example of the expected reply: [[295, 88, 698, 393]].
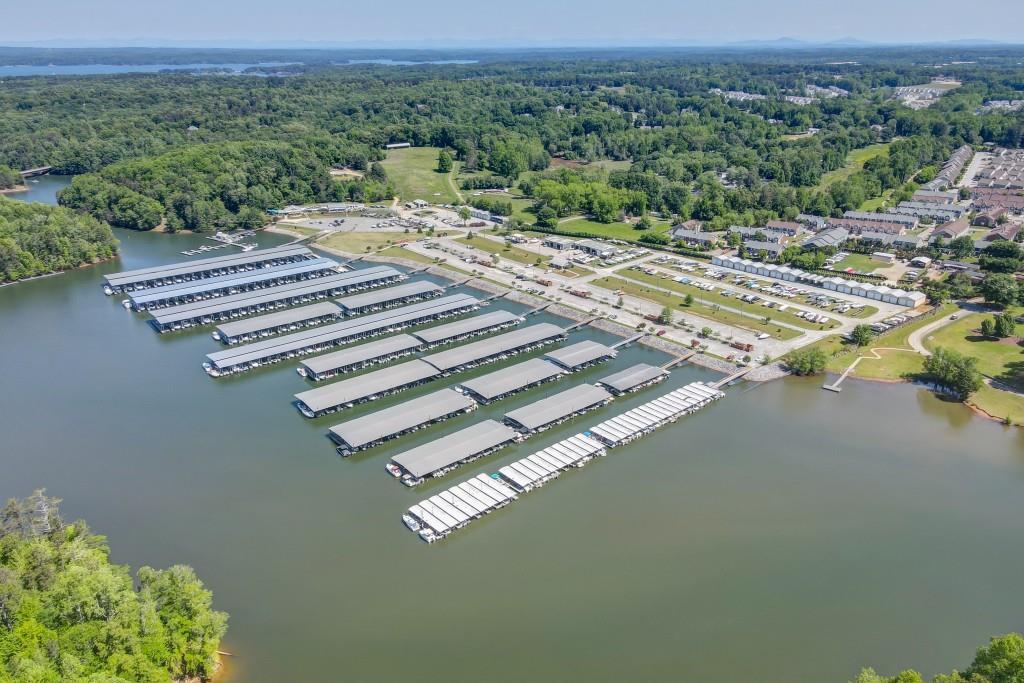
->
[[610, 333, 645, 350], [710, 367, 754, 390]]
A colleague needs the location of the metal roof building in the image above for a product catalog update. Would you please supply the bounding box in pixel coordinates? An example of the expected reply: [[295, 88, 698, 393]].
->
[[104, 245, 315, 293], [409, 310, 522, 345], [421, 323, 565, 373], [543, 340, 616, 371], [214, 302, 343, 344], [203, 294, 479, 375], [298, 334, 424, 381], [597, 363, 669, 395], [503, 384, 613, 433], [328, 388, 477, 454], [457, 358, 565, 404], [390, 420, 520, 480], [294, 360, 440, 417], [150, 267, 402, 332], [127, 258, 342, 311], [336, 280, 443, 315]]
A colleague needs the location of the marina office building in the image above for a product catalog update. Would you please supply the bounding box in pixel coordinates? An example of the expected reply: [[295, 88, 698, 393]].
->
[[206, 293, 481, 376], [103, 244, 317, 294], [150, 266, 404, 332]]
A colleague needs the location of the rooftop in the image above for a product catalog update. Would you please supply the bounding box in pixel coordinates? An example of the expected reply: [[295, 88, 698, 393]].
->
[[391, 420, 519, 478], [215, 301, 342, 339], [105, 245, 313, 287], [294, 359, 440, 414], [328, 388, 476, 450], [421, 323, 565, 372], [335, 280, 443, 313], [503, 384, 612, 431], [299, 334, 423, 375], [458, 358, 564, 401], [543, 340, 616, 370], [597, 363, 669, 393], [410, 310, 522, 344]]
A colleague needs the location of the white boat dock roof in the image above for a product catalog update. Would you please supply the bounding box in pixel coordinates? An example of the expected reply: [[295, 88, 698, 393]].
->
[[391, 420, 519, 479], [152, 267, 400, 326], [328, 388, 476, 450], [335, 280, 443, 313], [105, 245, 314, 288], [127, 258, 340, 307], [205, 294, 478, 370], [588, 382, 723, 446], [597, 363, 669, 393], [299, 334, 423, 376], [503, 384, 613, 431], [295, 360, 440, 415], [457, 358, 564, 401], [410, 310, 522, 344], [215, 302, 342, 340], [421, 323, 565, 372], [543, 340, 616, 370]]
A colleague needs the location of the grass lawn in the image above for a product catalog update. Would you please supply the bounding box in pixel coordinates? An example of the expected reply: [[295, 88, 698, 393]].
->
[[832, 253, 882, 274], [817, 142, 892, 190], [318, 231, 418, 254], [380, 147, 460, 203], [593, 276, 802, 341], [619, 268, 838, 332], [970, 384, 1024, 425], [378, 246, 437, 265], [924, 307, 1024, 391], [556, 216, 672, 241], [457, 236, 548, 267]]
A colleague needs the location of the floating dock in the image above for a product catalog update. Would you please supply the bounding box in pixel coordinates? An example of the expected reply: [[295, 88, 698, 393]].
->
[[125, 257, 343, 311], [588, 382, 723, 448], [410, 310, 523, 347], [328, 388, 477, 456], [295, 360, 441, 418], [502, 384, 614, 434], [298, 334, 424, 381], [457, 358, 566, 404], [389, 420, 521, 486], [150, 267, 403, 333], [213, 302, 343, 344], [596, 363, 670, 395], [335, 280, 443, 315], [204, 293, 479, 376], [543, 340, 617, 372], [103, 244, 316, 294], [419, 323, 566, 374]]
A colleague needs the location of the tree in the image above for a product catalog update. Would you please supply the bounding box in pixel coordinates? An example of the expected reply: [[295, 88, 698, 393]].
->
[[436, 149, 453, 173], [684, 293, 694, 307], [923, 346, 983, 401], [979, 273, 1020, 308], [458, 206, 471, 225], [366, 162, 388, 184], [635, 215, 653, 231], [993, 311, 1017, 338], [980, 317, 996, 338], [948, 235, 975, 259], [659, 306, 673, 324], [700, 326, 713, 338], [787, 347, 828, 376], [850, 324, 874, 347]]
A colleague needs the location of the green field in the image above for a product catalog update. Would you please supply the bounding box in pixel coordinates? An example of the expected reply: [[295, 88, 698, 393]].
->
[[380, 146, 460, 203], [593, 276, 803, 341], [817, 143, 892, 190], [378, 245, 437, 265], [924, 308, 1023, 391], [318, 231, 417, 254], [555, 216, 672, 241], [619, 268, 839, 332], [832, 253, 883, 274], [457, 235, 548, 266]]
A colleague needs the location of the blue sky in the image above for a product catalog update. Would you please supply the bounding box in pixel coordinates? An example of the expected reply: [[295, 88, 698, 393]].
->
[[3, 0, 1023, 46]]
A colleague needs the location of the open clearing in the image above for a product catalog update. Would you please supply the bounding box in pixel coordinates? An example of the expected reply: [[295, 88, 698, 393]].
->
[[380, 146, 460, 204], [555, 216, 673, 241], [318, 231, 419, 254], [457, 236, 548, 266], [817, 142, 892, 190]]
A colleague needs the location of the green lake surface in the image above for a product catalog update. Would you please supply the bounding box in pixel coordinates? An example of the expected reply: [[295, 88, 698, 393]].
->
[[2, 182, 1023, 682]]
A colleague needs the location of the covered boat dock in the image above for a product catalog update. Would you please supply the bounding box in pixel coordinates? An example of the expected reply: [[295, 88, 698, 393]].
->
[[213, 302, 343, 344], [389, 419, 520, 485], [596, 363, 669, 395], [420, 323, 566, 374], [588, 382, 723, 448], [103, 245, 316, 294], [336, 280, 443, 315], [503, 384, 613, 434], [543, 340, 617, 372], [409, 309, 523, 347], [294, 359, 440, 418], [404, 473, 520, 543], [298, 334, 424, 381], [328, 388, 477, 455], [457, 358, 565, 404]]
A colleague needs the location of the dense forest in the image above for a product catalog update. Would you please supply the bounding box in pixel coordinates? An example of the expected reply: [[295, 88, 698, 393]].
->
[[0, 491, 227, 682], [0, 197, 118, 283]]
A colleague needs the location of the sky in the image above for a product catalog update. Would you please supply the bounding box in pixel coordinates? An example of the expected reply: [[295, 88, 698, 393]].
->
[[2, 0, 1023, 47]]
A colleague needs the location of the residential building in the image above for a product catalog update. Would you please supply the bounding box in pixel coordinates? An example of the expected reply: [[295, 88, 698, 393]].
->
[[929, 218, 970, 243], [973, 207, 1007, 227]]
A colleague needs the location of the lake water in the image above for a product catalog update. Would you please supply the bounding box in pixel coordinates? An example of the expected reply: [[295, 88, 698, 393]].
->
[[2, 185, 1023, 682]]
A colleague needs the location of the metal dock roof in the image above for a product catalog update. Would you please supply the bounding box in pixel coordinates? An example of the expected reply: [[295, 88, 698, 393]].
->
[[152, 267, 400, 325], [391, 420, 519, 479], [206, 294, 478, 369], [421, 323, 565, 372], [128, 258, 340, 307], [328, 388, 476, 450], [299, 334, 423, 376], [544, 340, 616, 370], [215, 302, 342, 340], [105, 245, 314, 287], [295, 360, 440, 414], [503, 384, 612, 431], [458, 358, 564, 401], [410, 310, 521, 344], [597, 363, 669, 393], [335, 280, 443, 313]]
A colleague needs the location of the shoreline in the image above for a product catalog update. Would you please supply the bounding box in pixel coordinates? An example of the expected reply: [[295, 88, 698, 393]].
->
[[0, 184, 29, 195]]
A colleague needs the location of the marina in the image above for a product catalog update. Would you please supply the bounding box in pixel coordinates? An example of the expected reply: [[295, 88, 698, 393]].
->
[[409, 309, 523, 346], [328, 388, 478, 456], [543, 339, 617, 372], [205, 294, 480, 376], [588, 382, 724, 448], [502, 384, 614, 434], [297, 334, 424, 381], [419, 323, 566, 373], [149, 267, 404, 333], [389, 419, 522, 485], [597, 363, 670, 395], [125, 257, 344, 311], [335, 280, 443, 315], [295, 359, 442, 417], [456, 358, 566, 404], [102, 244, 316, 294], [212, 302, 344, 344]]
